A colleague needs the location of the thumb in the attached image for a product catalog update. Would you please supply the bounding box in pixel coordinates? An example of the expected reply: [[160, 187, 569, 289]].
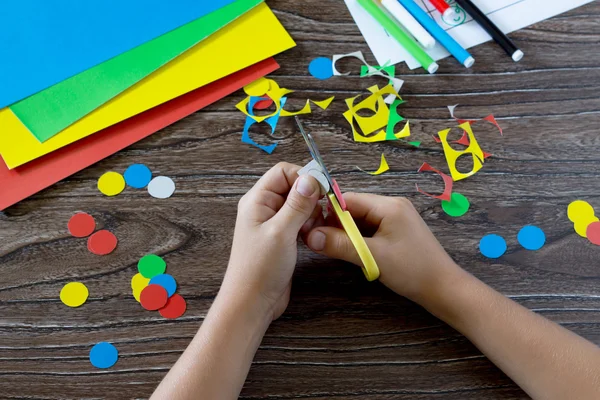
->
[[306, 227, 363, 266], [273, 174, 321, 233]]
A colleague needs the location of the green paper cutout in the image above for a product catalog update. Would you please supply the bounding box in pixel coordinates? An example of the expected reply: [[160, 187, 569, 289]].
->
[[441, 192, 470, 217], [385, 98, 407, 141], [10, 0, 263, 142], [405, 141, 421, 147], [138, 254, 167, 279], [360, 65, 395, 84]]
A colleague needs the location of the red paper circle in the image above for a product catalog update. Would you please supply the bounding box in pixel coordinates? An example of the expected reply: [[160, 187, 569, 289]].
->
[[159, 294, 187, 319], [87, 230, 118, 255], [68, 213, 96, 238], [587, 221, 600, 246], [253, 98, 274, 110], [140, 284, 168, 311]]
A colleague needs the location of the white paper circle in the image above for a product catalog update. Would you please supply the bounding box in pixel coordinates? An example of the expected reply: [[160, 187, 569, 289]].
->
[[148, 176, 175, 199]]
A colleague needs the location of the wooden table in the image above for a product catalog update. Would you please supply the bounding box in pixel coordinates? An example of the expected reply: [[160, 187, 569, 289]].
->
[[1, 1, 599, 398]]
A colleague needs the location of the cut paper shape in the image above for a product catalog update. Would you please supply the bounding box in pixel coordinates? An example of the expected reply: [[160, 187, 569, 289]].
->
[[438, 122, 485, 182], [148, 176, 176, 199], [241, 96, 286, 154], [308, 57, 334, 80], [140, 284, 169, 311], [567, 200, 595, 223], [237, 89, 289, 123], [298, 160, 330, 195], [441, 192, 470, 217], [138, 254, 167, 279], [242, 117, 279, 154], [98, 171, 126, 196], [159, 294, 187, 319], [360, 65, 395, 82], [243, 77, 271, 96], [517, 225, 546, 251], [150, 274, 177, 297], [68, 213, 96, 238], [574, 216, 599, 238], [131, 273, 150, 302], [385, 99, 410, 141], [253, 97, 274, 110], [586, 221, 600, 246], [124, 164, 153, 189], [358, 154, 389, 175], [9, 0, 262, 143], [89, 342, 118, 369], [0, 58, 279, 211], [0, 0, 237, 108], [415, 162, 453, 202], [479, 234, 507, 259], [448, 105, 503, 135], [60, 282, 89, 308], [279, 100, 312, 118], [0, 4, 294, 170], [312, 97, 335, 110], [87, 230, 118, 255]]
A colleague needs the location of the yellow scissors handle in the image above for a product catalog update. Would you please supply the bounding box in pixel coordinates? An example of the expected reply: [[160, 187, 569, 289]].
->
[[328, 193, 380, 281]]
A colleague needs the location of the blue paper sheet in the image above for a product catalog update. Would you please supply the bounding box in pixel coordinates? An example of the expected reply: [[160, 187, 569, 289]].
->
[[0, 0, 236, 108]]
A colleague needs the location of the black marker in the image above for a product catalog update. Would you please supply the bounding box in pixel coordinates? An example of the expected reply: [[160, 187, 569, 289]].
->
[[454, 0, 524, 62]]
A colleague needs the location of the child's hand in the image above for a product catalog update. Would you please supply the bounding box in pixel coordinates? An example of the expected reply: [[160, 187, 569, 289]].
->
[[305, 193, 458, 304], [221, 162, 322, 321]]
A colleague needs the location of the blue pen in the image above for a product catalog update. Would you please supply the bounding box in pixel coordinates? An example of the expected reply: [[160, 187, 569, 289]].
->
[[396, 0, 474, 68]]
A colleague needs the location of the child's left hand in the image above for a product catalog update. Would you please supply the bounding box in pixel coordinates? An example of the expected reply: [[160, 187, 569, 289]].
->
[[220, 162, 322, 321]]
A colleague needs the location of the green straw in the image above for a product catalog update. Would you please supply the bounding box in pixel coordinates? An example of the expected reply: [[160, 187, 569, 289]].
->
[[357, 0, 438, 74]]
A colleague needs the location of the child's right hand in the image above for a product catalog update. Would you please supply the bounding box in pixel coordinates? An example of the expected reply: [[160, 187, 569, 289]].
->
[[305, 193, 460, 304]]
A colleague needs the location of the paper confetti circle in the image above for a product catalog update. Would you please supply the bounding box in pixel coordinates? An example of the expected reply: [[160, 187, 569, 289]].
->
[[479, 234, 507, 259], [60, 282, 89, 308], [567, 200, 595, 223], [68, 212, 96, 238], [97, 171, 125, 196], [308, 57, 334, 80], [586, 221, 600, 246], [253, 97, 274, 110], [89, 342, 118, 369], [159, 294, 187, 319], [140, 284, 168, 310], [574, 215, 599, 238], [87, 230, 118, 255], [149, 274, 177, 297], [124, 164, 152, 189], [138, 254, 167, 279], [131, 273, 150, 302], [243, 77, 270, 97], [517, 225, 546, 251], [441, 192, 470, 217], [147, 176, 175, 199]]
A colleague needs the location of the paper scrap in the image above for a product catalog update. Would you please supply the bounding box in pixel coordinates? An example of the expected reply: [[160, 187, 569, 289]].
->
[[448, 105, 503, 135], [574, 216, 599, 238], [138, 254, 167, 279], [149, 274, 177, 298], [89, 342, 119, 369], [131, 273, 150, 303], [586, 221, 600, 246], [308, 57, 334, 80], [124, 164, 153, 189], [415, 162, 453, 202], [244, 76, 271, 96], [298, 160, 330, 195], [87, 230, 118, 255], [60, 282, 89, 308], [159, 294, 187, 319], [479, 234, 507, 259], [68, 213, 96, 238], [360, 65, 395, 82], [242, 117, 278, 154], [567, 200, 595, 223], [253, 97, 274, 110], [280, 100, 312, 117], [358, 153, 389, 175], [385, 99, 410, 141], [312, 96, 335, 110], [438, 122, 485, 181], [441, 192, 470, 217], [140, 284, 169, 310], [148, 176, 176, 199], [98, 171, 126, 196], [517, 225, 546, 250]]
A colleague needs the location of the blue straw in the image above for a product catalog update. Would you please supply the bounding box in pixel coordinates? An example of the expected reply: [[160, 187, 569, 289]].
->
[[396, 0, 474, 68]]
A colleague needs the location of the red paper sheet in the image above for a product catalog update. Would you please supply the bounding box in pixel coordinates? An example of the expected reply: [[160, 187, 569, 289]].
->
[[0, 58, 279, 211]]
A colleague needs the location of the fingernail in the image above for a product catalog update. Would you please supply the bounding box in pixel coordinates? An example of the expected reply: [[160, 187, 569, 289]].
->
[[309, 231, 326, 251], [296, 175, 318, 198]]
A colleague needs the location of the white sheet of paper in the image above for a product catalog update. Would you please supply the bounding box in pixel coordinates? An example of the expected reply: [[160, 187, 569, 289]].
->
[[345, 0, 594, 70]]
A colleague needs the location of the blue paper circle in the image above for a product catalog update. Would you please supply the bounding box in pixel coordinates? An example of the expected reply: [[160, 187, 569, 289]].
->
[[308, 57, 333, 80], [124, 164, 152, 189], [89, 342, 118, 369], [479, 234, 507, 259], [149, 274, 177, 297], [517, 225, 545, 250]]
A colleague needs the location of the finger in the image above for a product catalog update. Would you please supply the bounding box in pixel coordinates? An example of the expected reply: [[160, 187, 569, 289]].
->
[[271, 174, 321, 233], [306, 226, 366, 267], [342, 192, 394, 227], [251, 162, 302, 196], [300, 203, 325, 235]]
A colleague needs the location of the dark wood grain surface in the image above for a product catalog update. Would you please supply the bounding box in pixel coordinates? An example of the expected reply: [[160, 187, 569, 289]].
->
[[1, 1, 600, 399]]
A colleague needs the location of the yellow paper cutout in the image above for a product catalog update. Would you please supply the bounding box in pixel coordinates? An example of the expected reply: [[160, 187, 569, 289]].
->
[[393, 120, 410, 139], [131, 273, 150, 302], [574, 215, 599, 238], [280, 99, 312, 117], [236, 85, 293, 122], [312, 96, 335, 110], [98, 171, 126, 196], [0, 4, 296, 169], [343, 85, 400, 143], [359, 153, 389, 175], [438, 122, 485, 181], [60, 282, 89, 308], [243, 77, 270, 96], [567, 200, 595, 223]]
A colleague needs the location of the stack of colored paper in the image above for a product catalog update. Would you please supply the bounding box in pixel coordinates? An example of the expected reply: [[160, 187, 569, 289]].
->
[[0, 0, 295, 210]]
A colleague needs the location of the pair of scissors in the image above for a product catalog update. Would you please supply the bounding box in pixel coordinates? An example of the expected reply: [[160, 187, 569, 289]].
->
[[295, 116, 380, 281]]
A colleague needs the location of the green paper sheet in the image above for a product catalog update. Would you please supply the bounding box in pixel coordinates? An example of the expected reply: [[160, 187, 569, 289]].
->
[[9, 0, 263, 143]]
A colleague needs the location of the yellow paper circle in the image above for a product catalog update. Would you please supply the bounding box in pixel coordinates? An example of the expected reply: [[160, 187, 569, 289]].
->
[[131, 273, 150, 302], [567, 200, 595, 223], [98, 171, 125, 196], [574, 215, 599, 238], [60, 282, 89, 307], [243, 77, 270, 97]]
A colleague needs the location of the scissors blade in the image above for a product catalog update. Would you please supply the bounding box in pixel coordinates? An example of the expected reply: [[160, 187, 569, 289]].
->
[[294, 117, 336, 191]]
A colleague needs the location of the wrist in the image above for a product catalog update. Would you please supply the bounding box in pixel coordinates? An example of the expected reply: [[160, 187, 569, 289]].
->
[[414, 260, 471, 315], [214, 281, 273, 332]]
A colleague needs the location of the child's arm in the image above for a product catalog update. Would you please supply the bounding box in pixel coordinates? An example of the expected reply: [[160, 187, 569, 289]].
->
[[306, 193, 600, 400], [151, 163, 322, 400]]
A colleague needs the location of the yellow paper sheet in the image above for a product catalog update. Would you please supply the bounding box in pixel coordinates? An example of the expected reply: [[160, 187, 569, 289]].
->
[[438, 122, 485, 181], [0, 3, 295, 169]]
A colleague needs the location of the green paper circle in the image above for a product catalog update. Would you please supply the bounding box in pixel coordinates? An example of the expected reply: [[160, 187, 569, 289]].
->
[[442, 192, 470, 217], [138, 254, 167, 279]]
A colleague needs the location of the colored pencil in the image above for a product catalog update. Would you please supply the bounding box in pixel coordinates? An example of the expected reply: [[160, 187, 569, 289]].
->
[[381, 0, 436, 49]]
